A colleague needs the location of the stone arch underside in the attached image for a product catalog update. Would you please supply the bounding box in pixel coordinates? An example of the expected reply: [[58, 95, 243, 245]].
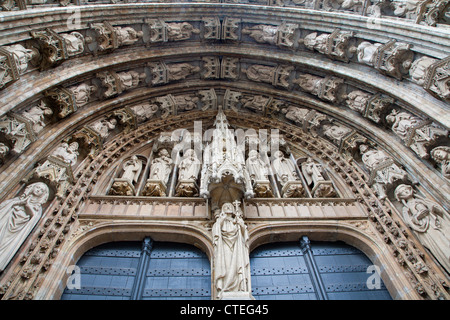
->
[[0, 4, 449, 300]]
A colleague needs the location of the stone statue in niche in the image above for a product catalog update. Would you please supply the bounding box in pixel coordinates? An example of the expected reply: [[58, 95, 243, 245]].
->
[[149, 148, 173, 184], [322, 123, 352, 146], [142, 148, 174, 197], [129, 103, 159, 124], [359, 144, 408, 200], [51, 141, 79, 166], [89, 118, 117, 139], [68, 83, 97, 108], [121, 156, 143, 184], [109, 155, 143, 196], [2, 44, 39, 75], [20, 101, 53, 134], [175, 149, 201, 197], [212, 202, 251, 300], [173, 94, 199, 112], [240, 95, 270, 113], [114, 26, 143, 46], [430, 146, 450, 180], [301, 157, 336, 198], [246, 150, 273, 198], [178, 149, 201, 182], [167, 63, 200, 81], [386, 109, 448, 159], [0, 182, 49, 271], [166, 22, 200, 41], [243, 64, 275, 84], [117, 71, 146, 91], [394, 184, 450, 273], [272, 150, 304, 198], [242, 24, 278, 45]]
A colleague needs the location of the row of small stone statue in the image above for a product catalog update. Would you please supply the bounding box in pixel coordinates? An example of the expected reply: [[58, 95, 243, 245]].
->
[[107, 147, 337, 198]]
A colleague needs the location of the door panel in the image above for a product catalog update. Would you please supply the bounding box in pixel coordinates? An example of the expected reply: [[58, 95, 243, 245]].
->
[[250, 240, 392, 300]]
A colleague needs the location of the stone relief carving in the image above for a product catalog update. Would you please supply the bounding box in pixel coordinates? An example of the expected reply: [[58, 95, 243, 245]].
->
[[0, 143, 9, 164], [97, 70, 146, 98], [430, 146, 450, 180], [51, 141, 79, 166], [0, 182, 49, 271], [0, 114, 37, 155], [359, 144, 409, 200], [342, 90, 393, 123], [212, 202, 251, 300], [0, 44, 39, 88], [242, 22, 298, 48], [322, 123, 353, 146], [301, 157, 337, 197], [386, 109, 448, 159], [356, 40, 414, 80], [301, 29, 356, 62], [242, 64, 293, 88], [19, 101, 53, 134], [150, 62, 200, 85], [88, 118, 117, 139], [394, 184, 450, 273], [282, 105, 328, 137], [129, 102, 159, 124], [409, 56, 449, 101], [293, 73, 345, 103], [90, 22, 143, 51]]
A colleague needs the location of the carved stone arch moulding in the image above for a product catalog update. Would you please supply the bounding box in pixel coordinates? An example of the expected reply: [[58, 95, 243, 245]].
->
[[0, 109, 448, 300]]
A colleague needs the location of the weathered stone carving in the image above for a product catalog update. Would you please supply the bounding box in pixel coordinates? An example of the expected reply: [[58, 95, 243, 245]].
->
[[395, 184, 450, 273], [294, 74, 345, 103], [322, 123, 353, 146], [202, 17, 241, 41], [129, 102, 159, 124], [409, 56, 449, 101], [0, 114, 37, 155], [90, 22, 143, 51], [359, 144, 409, 199], [175, 149, 201, 197], [142, 148, 174, 197], [149, 62, 200, 85], [202, 56, 239, 80], [88, 118, 117, 139], [243, 64, 293, 88], [51, 141, 79, 166], [30, 29, 85, 69], [0, 182, 49, 271], [246, 150, 273, 198], [147, 20, 200, 42], [386, 109, 448, 159], [357, 40, 414, 80], [44, 83, 97, 119], [199, 88, 218, 111], [301, 29, 356, 62], [282, 105, 328, 137], [110, 156, 143, 196], [0, 44, 39, 89], [430, 146, 450, 180], [392, 0, 450, 26], [272, 150, 304, 198], [19, 101, 53, 134], [97, 70, 145, 98], [242, 22, 298, 48], [212, 202, 252, 300], [343, 90, 393, 123], [301, 157, 337, 198], [0, 143, 9, 164]]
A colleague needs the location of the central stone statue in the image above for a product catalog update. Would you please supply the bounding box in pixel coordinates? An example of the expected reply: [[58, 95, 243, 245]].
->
[[212, 201, 251, 300]]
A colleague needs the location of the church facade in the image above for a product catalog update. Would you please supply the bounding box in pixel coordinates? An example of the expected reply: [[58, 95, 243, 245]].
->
[[0, 0, 449, 300]]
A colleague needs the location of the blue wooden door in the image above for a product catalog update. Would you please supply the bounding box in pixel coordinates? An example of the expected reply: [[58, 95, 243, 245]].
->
[[61, 240, 211, 300], [250, 238, 392, 300]]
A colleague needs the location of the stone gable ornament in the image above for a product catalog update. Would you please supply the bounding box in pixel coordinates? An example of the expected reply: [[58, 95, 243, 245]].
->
[[0, 182, 49, 271], [394, 184, 450, 273], [212, 202, 252, 300]]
